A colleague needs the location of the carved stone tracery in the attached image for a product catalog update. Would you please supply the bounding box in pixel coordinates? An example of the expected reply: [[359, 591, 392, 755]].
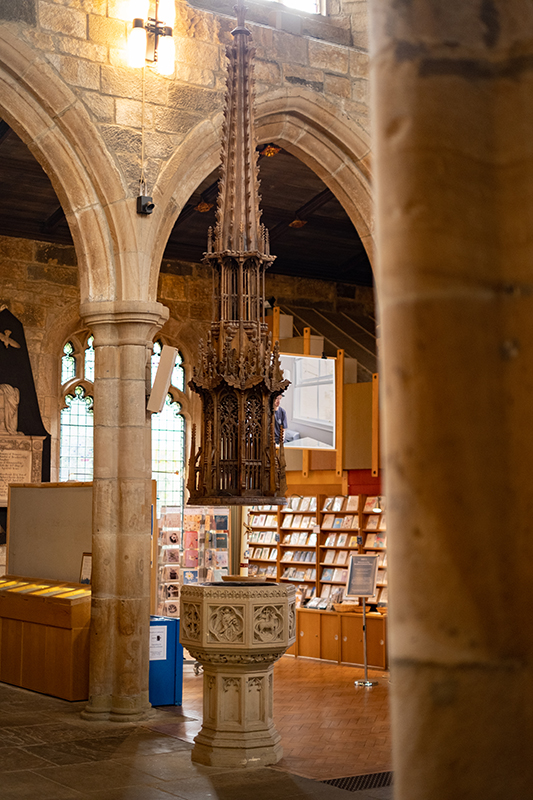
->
[[187, 3, 289, 505]]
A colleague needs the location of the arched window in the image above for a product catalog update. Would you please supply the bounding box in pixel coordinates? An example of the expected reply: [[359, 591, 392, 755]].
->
[[58, 336, 187, 511], [150, 341, 187, 512]]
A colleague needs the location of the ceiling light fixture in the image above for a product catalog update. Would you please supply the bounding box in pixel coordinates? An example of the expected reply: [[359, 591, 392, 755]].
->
[[127, 0, 175, 76]]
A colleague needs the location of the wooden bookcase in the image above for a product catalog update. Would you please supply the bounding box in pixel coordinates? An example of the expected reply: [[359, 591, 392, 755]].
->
[[243, 493, 388, 668]]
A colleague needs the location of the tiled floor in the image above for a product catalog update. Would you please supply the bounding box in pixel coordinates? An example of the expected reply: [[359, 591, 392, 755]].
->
[[0, 655, 392, 800]]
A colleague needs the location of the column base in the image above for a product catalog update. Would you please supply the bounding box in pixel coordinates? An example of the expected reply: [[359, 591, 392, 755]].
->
[[192, 726, 283, 767]]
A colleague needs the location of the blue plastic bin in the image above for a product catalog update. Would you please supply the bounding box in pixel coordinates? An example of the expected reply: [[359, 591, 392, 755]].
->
[[149, 615, 183, 706]]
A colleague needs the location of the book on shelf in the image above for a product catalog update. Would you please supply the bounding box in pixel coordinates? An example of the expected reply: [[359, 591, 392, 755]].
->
[[282, 551, 294, 562], [265, 513, 278, 527], [289, 496, 301, 511], [337, 533, 348, 546], [350, 516, 360, 529], [345, 495, 359, 512], [292, 514, 303, 528], [182, 568, 199, 584], [322, 496, 334, 511], [161, 565, 180, 582], [305, 567, 316, 581], [309, 497, 317, 512], [378, 587, 388, 605], [294, 569, 306, 581], [301, 515, 312, 529], [183, 513, 202, 531], [332, 517, 343, 529], [268, 548, 277, 561], [282, 533, 291, 544], [363, 496, 379, 514], [324, 534, 337, 547], [266, 565, 276, 577], [332, 496, 345, 512], [299, 497, 310, 512], [307, 597, 321, 609], [183, 549, 198, 568], [379, 514, 387, 531], [317, 598, 329, 610], [365, 515, 380, 531], [165, 548, 181, 564], [348, 535, 359, 548], [256, 514, 266, 527], [341, 515, 354, 529], [330, 585, 345, 604], [335, 550, 348, 565], [298, 532, 308, 545], [324, 549, 336, 564], [290, 532, 300, 545], [322, 513, 335, 529], [214, 513, 229, 530], [307, 532, 317, 547], [321, 584, 331, 599], [161, 529, 180, 546], [365, 532, 387, 549], [321, 567, 335, 582], [258, 566, 268, 576], [282, 514, 293, 529], [248, 563, 258, 576], [377, 568, 387, 585], [377, 551, 388, 568], [163, 599, 180, 617], [305, 550, 315, 562], [183, 531, 198, 549], [332, 567, 348, 583]]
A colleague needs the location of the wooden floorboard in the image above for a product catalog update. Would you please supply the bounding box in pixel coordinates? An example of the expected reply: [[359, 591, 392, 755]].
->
[[150, 654, 392, 782]]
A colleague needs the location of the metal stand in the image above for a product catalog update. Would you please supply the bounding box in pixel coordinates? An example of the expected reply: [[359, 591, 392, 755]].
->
[[355, 600, 378, 688]]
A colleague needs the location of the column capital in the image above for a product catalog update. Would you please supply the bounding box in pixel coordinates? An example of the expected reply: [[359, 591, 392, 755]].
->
[[80, 300, 169, 347]]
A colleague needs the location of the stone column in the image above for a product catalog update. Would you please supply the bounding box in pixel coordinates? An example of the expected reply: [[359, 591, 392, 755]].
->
[[369, 2, 533, 798], [80, 300, 168, 722]]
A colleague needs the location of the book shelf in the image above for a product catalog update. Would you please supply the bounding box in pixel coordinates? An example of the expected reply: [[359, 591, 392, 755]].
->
[[360, 494, 387, 607], [315, 494, 362, 609], [242, 493, 388, 668], [245, 505, 280, 581], [279, 495, 319, 606]]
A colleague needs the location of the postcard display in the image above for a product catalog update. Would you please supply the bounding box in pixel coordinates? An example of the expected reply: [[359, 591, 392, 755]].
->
[[243, 494, 388, 668], [157, 506, 230, 617]]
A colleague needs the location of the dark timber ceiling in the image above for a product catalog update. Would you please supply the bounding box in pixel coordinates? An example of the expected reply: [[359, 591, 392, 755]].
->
[[0, 122, 373, 287]]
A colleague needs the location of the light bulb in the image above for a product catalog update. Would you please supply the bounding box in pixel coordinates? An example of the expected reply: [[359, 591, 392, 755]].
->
[[130, 0, 149, 22], [372, 496, 382, 513], [156, 33, 175, 75], [127, 24, 147, 68], [158, 0, 175, 27]]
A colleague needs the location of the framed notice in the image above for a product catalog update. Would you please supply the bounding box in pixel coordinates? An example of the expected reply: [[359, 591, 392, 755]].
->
[[79, 552, 92, 585], [345, 554, 379, 599]]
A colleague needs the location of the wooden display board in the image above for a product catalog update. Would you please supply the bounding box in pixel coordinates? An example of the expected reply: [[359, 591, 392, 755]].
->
[[7, 483, 92, 583]]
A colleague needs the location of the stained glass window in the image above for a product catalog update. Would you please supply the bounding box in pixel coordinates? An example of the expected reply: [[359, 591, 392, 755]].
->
[[61, 341, 76, 384], [59, 385, 94, 481]]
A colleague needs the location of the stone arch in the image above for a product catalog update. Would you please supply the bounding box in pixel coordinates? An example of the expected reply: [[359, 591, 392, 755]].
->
[[149, 87, 374, 295], [0, 28, 139, 304]]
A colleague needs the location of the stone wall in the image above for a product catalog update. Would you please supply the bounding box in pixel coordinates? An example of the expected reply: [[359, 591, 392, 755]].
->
[[0, 0, 369, 196], [0, 234, 375, 477]]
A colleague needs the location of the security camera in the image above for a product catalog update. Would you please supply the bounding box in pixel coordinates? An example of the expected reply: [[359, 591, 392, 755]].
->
[[137, 195, 155, 215]]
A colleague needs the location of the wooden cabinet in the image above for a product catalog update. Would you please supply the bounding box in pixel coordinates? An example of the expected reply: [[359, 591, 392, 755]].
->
[[297, 609, 321, 658], [0, 576, 91, 701], [294, 608, 388, 669], [320, 612, 340, 661]]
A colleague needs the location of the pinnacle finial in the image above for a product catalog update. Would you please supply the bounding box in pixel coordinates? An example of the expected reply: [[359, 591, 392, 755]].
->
[[232, 0, 250, 36]]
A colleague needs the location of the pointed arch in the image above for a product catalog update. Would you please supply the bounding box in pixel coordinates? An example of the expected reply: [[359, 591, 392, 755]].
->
[[148, 87, 374, 295], [0, 28, 143, 304]]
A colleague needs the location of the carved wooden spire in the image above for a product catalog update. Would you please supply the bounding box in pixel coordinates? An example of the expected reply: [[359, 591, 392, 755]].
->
[[187, 2, 289, 505]]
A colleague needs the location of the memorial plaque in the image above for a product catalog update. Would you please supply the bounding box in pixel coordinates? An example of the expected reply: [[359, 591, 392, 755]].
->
[[0, 436, 44, 505]]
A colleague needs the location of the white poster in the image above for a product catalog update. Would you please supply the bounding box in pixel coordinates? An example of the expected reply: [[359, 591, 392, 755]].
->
[[150, 625, 167, 661]]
